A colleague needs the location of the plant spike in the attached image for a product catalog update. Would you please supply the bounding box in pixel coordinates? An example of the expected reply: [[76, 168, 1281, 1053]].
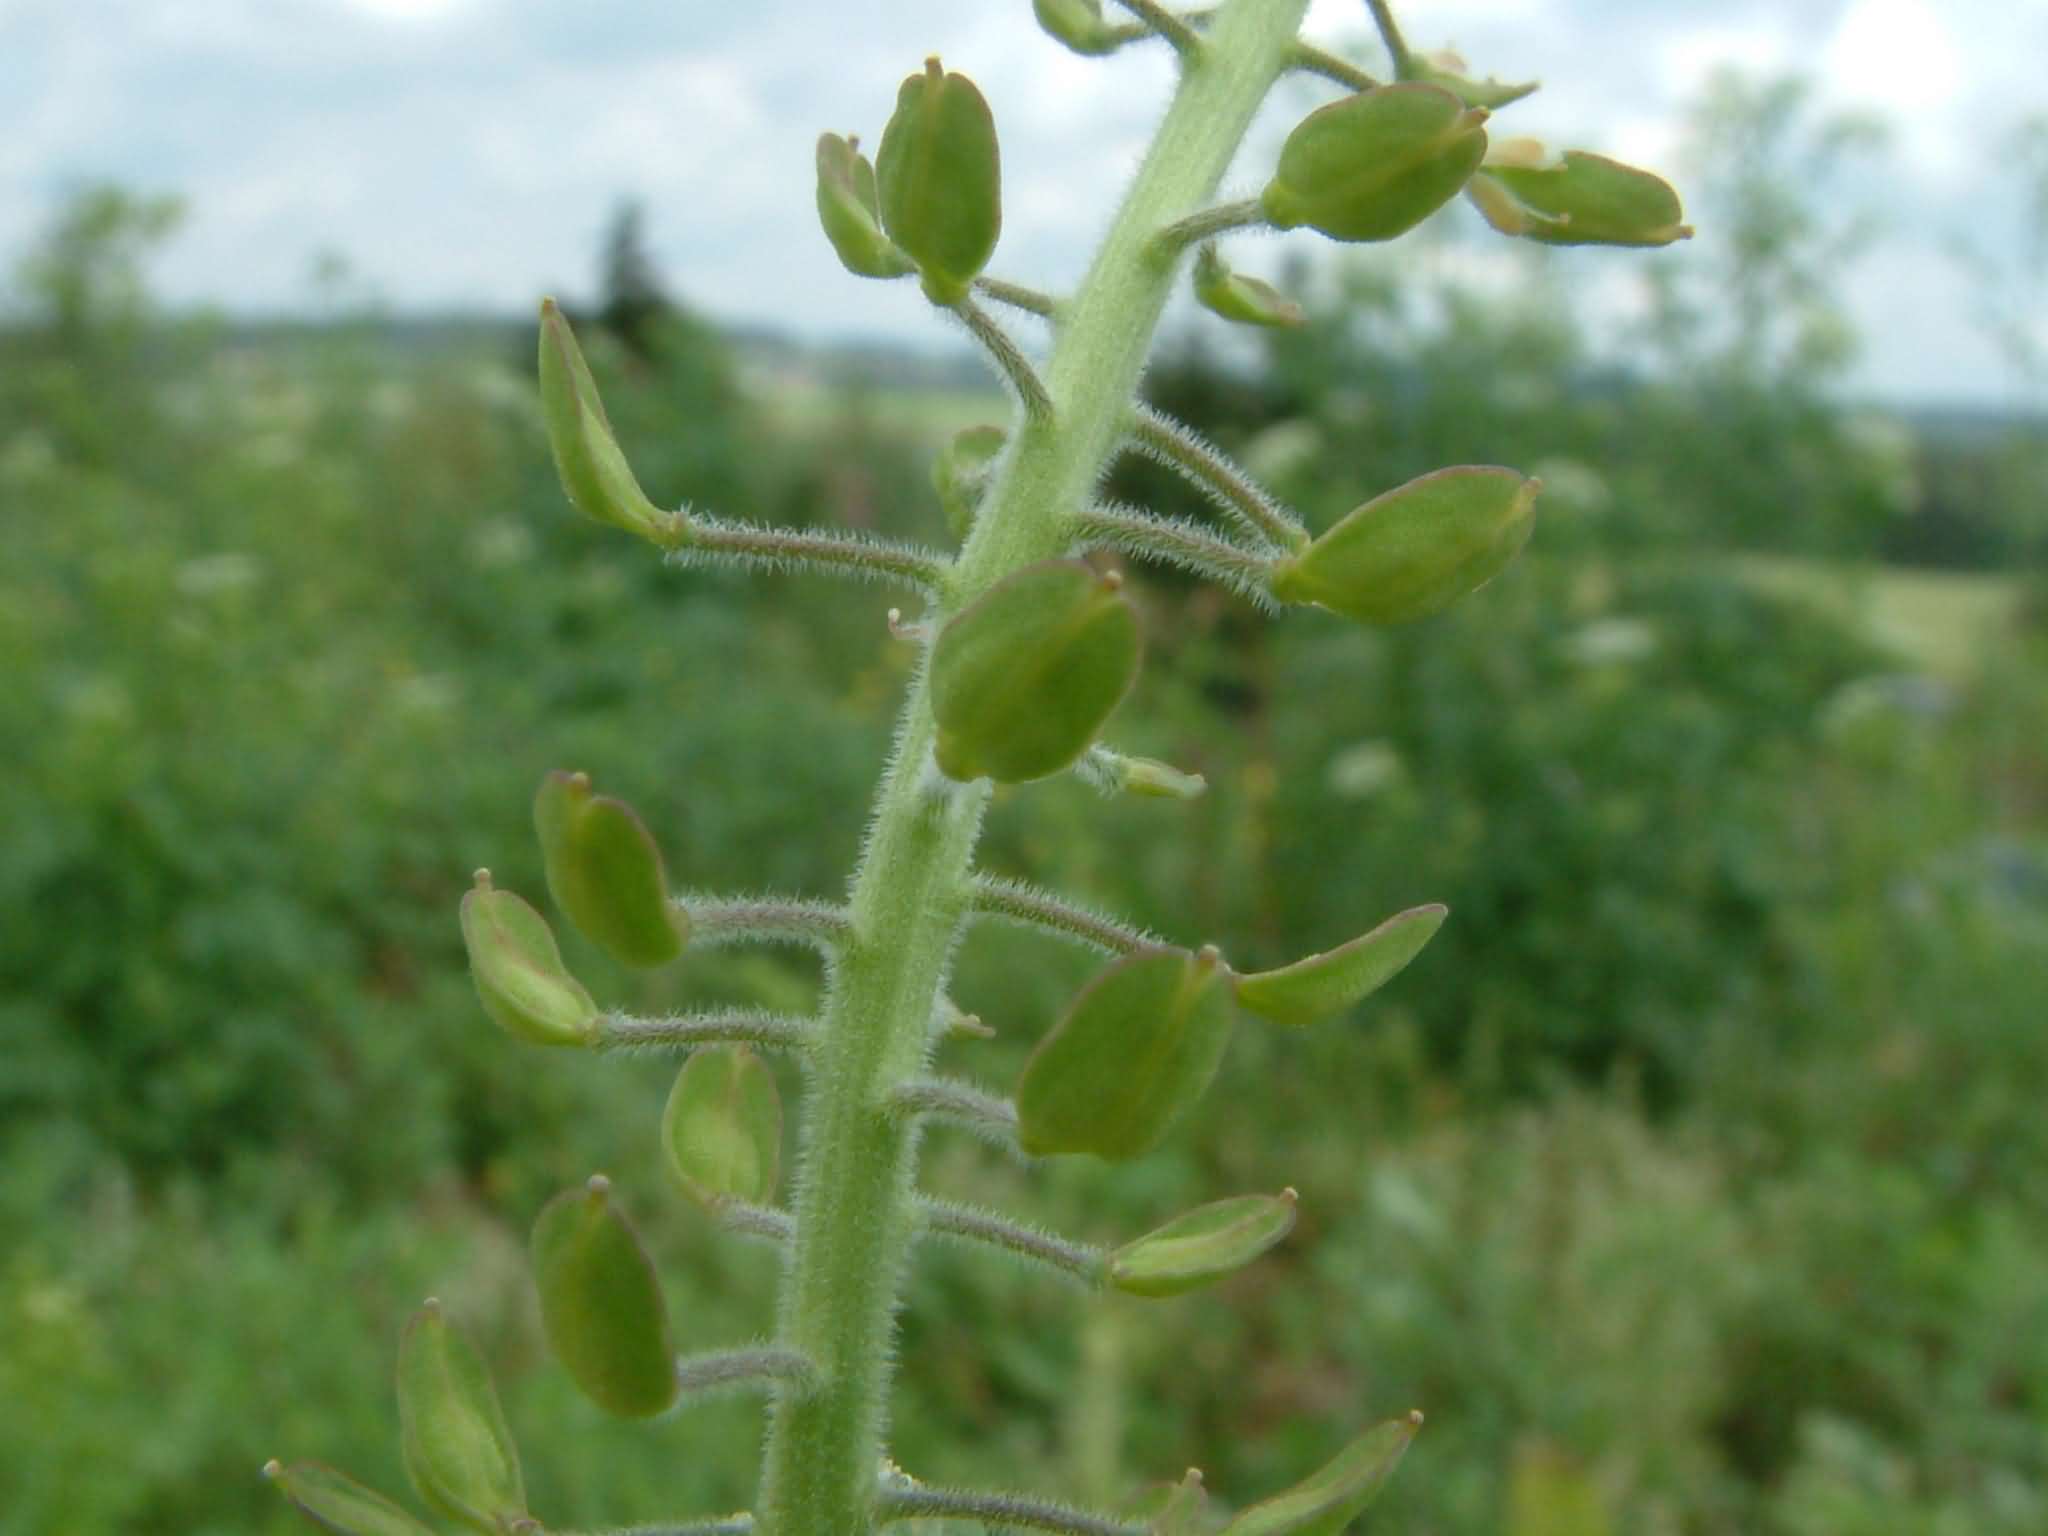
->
[[277, 2, 1704, 1532]]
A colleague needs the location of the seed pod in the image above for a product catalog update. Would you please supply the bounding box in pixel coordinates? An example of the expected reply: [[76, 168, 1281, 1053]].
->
[[265, 1461, 436, 1536], [533, 770, 687, 968], [661, 1045, 782, 1208], [1272, 467, 1539, 626], [876, 58, 1002, 304], [1017, 946, 1234, 1161], [1124, 1468, 1210, 1535], [1261, 84, 1488, 243], [931, 423, 1008, 540], [817, 133, 917, 280], [1411, 49, 1538, 111], [537, 297, 676, 545], [1217, 1413, 1422, 1536], [1194, 244, 1304, 329], [1233, 904, 1447, 1027], [531, 1176, 678, 1419], [1110, 1190, 1298, 1298], [931, 559, 1141, 784], [1475, 146, 1691, 247], [459, 871, 599, 1047], [1033, 0, 1126, 57], [395, 1300, 526, 1534]]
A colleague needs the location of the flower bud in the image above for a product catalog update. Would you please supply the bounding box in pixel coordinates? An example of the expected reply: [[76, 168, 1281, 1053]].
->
[[816, 133, 918, 280], [265, 1461, 436, 1536], [537, 298, 677, 545], [459, 871, 599, 1047], [876, 58, 1002, 305], [1261, 84, 1488, 243], [1109, 1190, 1298, 1298], [1194, 244, 1304, 329], [1473, 147, 1691, 247], [1017, 946, 1234, 1161], [533, 770, 687, 969], [1217, 1413, 1422, 1535], [395, 1300, 526, 1534], [1233, 904, 1447, 1027], [931, 423, 1007, 540], [1272, 467, 1538, 625], [531, 1176, 678, 1419], [1411, 49, 1538, 111], [931, 559, 1141, 784], [661, 1046, 782, 1208], [1033, 0, 1126, 56]]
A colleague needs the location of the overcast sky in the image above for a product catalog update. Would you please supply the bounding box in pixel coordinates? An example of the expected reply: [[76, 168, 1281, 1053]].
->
[[5, 0, 2045, 406]]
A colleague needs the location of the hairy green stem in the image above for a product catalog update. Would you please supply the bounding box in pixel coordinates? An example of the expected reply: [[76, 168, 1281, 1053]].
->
[[753, 6, 1311, 1532], [1293, 39, 1381, 92], [596, 1009, 813, 1055], [974, 275, 1062, 319], [1109, 0, 1205, 57], [969, 874, 1159, 956], [918, 1197, 1107, 1287], [1128, 402, 1309, 552], [677, 894, 850, 952], [1151, 197, 1269, 259], [1365, 0, 1414, 75], [951, 294, 1054, 421]]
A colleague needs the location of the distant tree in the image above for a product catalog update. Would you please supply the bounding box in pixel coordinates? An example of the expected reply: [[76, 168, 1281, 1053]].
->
[[597, 199, 672, 360]]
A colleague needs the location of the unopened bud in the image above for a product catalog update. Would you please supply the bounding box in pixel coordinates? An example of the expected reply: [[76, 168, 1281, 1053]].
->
[[266, 1460, 436, 1536], [1233, 904, 1447, 1026], [395, 1300, 526, 1534], [661, 1046, 782, 1208], [537, 298, 676, 545], [1109, 1190, 1298, 1298], [1017, 946, 1234, 1161], [1194, 244, 1305, 329], [533, 770, 686, 968], [1474, 148, 1692, 247], [459, 872, 599, 1047], [817, 132, 917, 280], [1261, 83, 1488, 243], [1272, 466, 1538, 625], [1033, 0, 1126, 56], [876, 59, 1003, 305], [531, 1177, 678, 1419], [931, 423, 1008, 540], [1216, 1413, 1421, 1535], [931, 559, 1141, 784]]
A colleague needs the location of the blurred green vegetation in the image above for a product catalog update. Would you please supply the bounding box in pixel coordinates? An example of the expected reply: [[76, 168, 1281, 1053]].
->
[[4, 88, 2046, 1536]]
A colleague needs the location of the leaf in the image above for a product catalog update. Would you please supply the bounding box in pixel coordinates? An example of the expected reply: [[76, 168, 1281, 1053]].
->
[[394, 1301, 526, 1534], [1110, 1191, 1298, 1298], [1017, 947, 1234, 1161], [1218, 1414, 1422, 1536], [1233, 905, 1447, 1026], [531, 1177, 678, 1419]]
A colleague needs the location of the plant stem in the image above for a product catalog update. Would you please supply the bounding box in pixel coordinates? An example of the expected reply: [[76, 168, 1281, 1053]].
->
[[671, 515, 950, 592], [951, 295, 1054, 421], [678, 894, 850, 952], [1365, 0, 1414, 76], [872, 1486, 1145, 1536], [1151, 198, 1269, 259], [969, 875, 1159, 956], [752, 6, 1311, 1532], [1293, 40, 1380, 93], [1108, 0, 1205, 58], [918, 1197, 1107, 1287], [1128, 402, 1309, 552], [974, 276, 1061, 319], [596, 1010, 813, 1055]]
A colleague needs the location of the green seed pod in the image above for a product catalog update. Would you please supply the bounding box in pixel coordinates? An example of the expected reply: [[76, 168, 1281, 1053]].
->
[[661, 1045, 782, 1208], [394, 1300, 526, 1534], [1475, 144, 1692, 247], [816, 133, 917, 280], [1272, 467, 1539, 626], [876, 58, 1002, 305], [931, 559, 1141, 784], [1217, 1412, 1422, 1536], [1109, 1190, 1298, 1298], [537, 297, 677, 545], [931, 423, 1008, 540], [1233, 904, 1447, 1027], [531, 1176, 678, 1419], [1261, 84, 1488, 243], [1194, 244, 1304, 330], [1125, 1469, 1210, 1535], [533, 770, 687, 968], [1017, 946, 1234, 1161], [459, 871, 599, 1047], [1411, 49, 1538, 111], [264, 1461, 437, 1536], [1033, 0, 1126, 57]]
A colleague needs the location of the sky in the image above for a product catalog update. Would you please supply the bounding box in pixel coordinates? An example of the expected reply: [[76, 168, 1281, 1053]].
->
[[4, 0, 2045, 406]]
